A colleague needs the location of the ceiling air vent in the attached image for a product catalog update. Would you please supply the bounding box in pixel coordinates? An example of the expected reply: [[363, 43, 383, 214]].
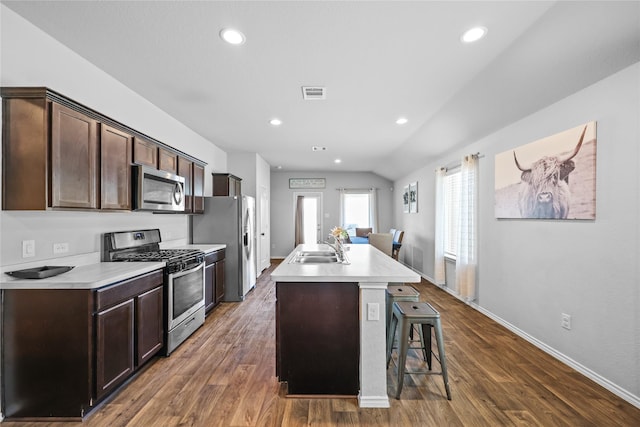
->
[[302, 86, 326, 100]]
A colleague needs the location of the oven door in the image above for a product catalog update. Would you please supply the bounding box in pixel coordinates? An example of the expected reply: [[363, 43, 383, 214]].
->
[[167, 262, 205, 330]]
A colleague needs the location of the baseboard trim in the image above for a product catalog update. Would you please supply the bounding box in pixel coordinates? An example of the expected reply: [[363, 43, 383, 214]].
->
[[357, 394, 390, 408], [412, 270, 640, 409]]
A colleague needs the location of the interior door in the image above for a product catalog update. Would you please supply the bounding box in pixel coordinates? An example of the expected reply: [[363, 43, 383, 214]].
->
[[259, 185, 270, 272]]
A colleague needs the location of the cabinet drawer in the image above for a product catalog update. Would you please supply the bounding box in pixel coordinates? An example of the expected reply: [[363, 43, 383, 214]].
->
[[95, 270, 163, 311], [205, 249, 226, 265]]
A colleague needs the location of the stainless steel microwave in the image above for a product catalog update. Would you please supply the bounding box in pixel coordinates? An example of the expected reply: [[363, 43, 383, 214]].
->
[[132, 165, 185, 212]]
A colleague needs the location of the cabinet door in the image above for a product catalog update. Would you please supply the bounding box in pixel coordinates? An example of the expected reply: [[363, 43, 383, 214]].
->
[[204, 262, 215, 313], [133, 137, 158, 168], [101, 125, 132, 210], [136, 286, 164, 366], [193, 163, 205, 214], [51, 102, 99, 208], [214, 259, 225, 304], [95, 299, 135, 400], [158, 147, 177, 174], [177, 156, 193, 214], [276, 282, 359, 395], [232, 177, 242, 196]]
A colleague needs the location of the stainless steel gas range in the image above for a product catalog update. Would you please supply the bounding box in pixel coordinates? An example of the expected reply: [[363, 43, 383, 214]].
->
[[102, 229, 205, 355]]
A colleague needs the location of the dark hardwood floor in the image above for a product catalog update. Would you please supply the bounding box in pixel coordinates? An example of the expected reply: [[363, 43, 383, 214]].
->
[[4, 260, 640, 426]]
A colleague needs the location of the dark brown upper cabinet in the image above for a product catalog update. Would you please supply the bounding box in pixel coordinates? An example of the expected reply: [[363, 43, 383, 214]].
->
[[133, 136, 158, 168], [212, 173, 242, 197], [158, 147, 177, 174], [101, 125, 132, 210], [177, 156, 193, 214], [1, 91, 99, 210], [50, 103, 100, 209], [193, 163, 205, 214], [1, 87, 206, 212]]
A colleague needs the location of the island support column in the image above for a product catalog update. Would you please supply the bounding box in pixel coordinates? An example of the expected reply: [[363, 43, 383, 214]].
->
[[358, 281, 390, 408]]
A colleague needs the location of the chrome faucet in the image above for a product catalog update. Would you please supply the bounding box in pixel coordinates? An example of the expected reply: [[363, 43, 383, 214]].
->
[[324, 235, 345, 262]]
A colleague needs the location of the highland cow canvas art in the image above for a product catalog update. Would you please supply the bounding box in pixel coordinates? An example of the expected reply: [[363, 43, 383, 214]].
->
[[495, 121, 597, 219]]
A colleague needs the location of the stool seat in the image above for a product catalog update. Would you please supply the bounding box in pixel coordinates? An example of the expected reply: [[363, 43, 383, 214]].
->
[[394, 301, 439, 318], [387, 301, 451, 400], [386, 284, 420, 299]]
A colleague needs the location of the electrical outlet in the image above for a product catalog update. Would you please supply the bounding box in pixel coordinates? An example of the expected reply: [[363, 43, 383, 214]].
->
[[53, 242, 69, 254], [561, 313, 571, 330], [22, 240, 35, 258], [367, 303, 380, 321]]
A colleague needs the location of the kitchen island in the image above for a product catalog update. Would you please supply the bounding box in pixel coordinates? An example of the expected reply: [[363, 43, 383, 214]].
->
[[271, 243, 420, 408]]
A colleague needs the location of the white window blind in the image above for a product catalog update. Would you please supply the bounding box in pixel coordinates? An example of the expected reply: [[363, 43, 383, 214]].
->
[[443, 171, 461, 257]]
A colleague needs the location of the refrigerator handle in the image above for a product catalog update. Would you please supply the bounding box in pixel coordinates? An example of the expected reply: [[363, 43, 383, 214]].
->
[[243, 232, 248, 246]]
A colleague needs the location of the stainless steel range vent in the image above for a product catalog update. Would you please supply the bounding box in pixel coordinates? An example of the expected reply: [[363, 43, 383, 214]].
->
[[302, 86, 326, 100]]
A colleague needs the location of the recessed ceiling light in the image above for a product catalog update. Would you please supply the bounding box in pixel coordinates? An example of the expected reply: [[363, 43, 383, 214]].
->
[[334, 159, 342, 164], [220, 28, 246, 45], [269, 118, 282, 126], [461, 26, 487, 43], [276, 165, 283, 170], [396, 117, 408, 125]]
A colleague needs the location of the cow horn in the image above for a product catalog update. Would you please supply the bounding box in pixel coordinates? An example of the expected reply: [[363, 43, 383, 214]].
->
[[558, 125, 588, 164], [513, 151, 530, 172]]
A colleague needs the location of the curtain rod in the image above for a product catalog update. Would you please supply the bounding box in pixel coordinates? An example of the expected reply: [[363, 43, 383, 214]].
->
[[436, 152, 483, 172], [335, 187, 378, 191]]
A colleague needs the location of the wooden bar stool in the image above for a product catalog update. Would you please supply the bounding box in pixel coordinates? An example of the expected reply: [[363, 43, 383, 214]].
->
[[387, 301, 452, 400]]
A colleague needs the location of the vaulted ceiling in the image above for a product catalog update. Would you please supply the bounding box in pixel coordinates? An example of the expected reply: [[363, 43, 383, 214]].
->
[[3, 1, 639, 180]]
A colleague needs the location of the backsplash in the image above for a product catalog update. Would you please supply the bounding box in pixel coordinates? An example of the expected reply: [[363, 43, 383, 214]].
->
[[0, 210, 189, 267]]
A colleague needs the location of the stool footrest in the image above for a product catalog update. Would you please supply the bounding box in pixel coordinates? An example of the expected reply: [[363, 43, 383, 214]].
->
[[403, 370, 444, 376]]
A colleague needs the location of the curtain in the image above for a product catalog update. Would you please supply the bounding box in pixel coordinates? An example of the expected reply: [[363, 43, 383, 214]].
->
[[338, 189, 346, 229], [294, 195, 304, 247], [434, 168, 446, 285], [456, 154, 478, 301], [368, 188, 378, 232]]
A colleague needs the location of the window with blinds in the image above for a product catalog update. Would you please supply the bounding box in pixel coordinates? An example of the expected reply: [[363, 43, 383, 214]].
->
[[443, 171, 461, 258]]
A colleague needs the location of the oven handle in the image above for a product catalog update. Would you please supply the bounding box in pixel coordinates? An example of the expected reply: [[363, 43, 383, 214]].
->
[[168, 261, 204, 280]]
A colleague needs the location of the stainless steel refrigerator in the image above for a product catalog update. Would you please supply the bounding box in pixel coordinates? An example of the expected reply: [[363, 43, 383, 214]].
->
[[192, 195, 257, 301]]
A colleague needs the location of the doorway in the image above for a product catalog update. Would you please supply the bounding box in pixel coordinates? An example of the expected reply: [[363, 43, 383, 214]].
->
[[293, 192, 323, 245]]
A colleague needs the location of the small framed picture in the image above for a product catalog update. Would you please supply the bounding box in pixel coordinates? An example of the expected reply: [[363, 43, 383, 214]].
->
[[409, 182, 418, 213], [402, 185, 410, 213]]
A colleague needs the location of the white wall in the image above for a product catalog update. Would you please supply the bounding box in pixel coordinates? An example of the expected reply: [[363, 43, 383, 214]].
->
[[394, 63, 640, 405], [271, 171, 393, 258], [0, 5, 228, 267]]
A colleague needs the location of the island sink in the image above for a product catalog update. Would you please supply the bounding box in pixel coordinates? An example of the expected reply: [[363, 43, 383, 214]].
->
[[291, 256, 339, 263], [288, 248, 347, 264]]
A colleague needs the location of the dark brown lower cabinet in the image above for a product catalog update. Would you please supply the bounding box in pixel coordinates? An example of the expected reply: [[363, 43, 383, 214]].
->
[[1, 289, 93, 418], [204, 249, 226, 313], [136, 286, 164, 366], [96, 299, 135, 400], [276, 282, 360, 395], [1, 270, 164, 420]]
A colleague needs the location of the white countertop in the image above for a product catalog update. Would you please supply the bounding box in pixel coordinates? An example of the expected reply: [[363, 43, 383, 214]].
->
[[0, 262, 166, 290], [0, 244, 226, 290], [271, 243, 420, 283]]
